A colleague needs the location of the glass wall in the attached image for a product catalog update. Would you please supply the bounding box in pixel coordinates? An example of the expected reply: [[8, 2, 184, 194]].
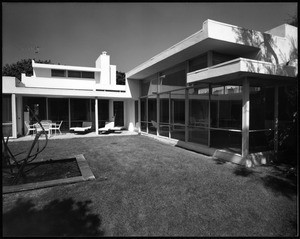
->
[[170, 89, 185, 141], [159, 93, 170, 137], [98, 100, 109, 127], [160, 63, 186, 93], [249, 87, 274, 153], [2, 94, 12, 137], [48, 98, 69, 131], [188, 53, 207, 72], [188, 84, 209, 145], [113, 101, 124, 126], [210, 85, 242, 153], [23, 97, 47, 123], [148, 95, 157, 135], [140, 97, 147, 132], [70, 99, 92, 128]]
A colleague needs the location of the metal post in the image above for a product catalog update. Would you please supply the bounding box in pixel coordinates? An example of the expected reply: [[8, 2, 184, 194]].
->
[[242, 78, 250, 158], [274, 86, 279, 161], [95, 98, 99, 135]]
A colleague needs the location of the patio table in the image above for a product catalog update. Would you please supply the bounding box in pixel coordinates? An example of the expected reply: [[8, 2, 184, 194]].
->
[[34, 121, 54, 137]]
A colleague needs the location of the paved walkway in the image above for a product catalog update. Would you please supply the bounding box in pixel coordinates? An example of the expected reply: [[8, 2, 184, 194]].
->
[[8, 130, 139, 142]]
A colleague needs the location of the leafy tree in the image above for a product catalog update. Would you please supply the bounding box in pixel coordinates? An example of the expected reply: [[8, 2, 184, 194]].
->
[[2, 59, 51, 80], [287, 12, 298, 27], [116, 71, 125, 85]]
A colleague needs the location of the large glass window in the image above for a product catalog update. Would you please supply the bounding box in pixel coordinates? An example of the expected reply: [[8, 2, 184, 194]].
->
[[2, 94, 12, 137], [113, 101, 124, 126], [140, 97, 147, 132], [249, 86, 274, 152], [160, 63, 186, 93], [82, 71, 95, 79], [159, 93, 170, 137], [188, 84, 209, 145], [70, 99, 91, 127], [212, 51, 237, 66], [210, 84, 242, 153], [188, 53, 207, 72], [23, 97, 47, 123], [148, 95, 157, 135], [98, 100, 109, 127], [141, 74, 158, 96], [51, 69, 66, 77], [170, 89, 185, 141], [68, 70, 81, 78], [48, 98, 69, 131]]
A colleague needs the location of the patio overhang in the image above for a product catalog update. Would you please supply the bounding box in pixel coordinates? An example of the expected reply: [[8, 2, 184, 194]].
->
[[187, 58, 298, 87]]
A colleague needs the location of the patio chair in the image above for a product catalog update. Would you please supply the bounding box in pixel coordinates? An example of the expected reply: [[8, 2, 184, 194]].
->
[[70, 121, 92, 134], [50, 121, 63, 136], [151, 120, 169, 131], [24, 121, 36, 136]]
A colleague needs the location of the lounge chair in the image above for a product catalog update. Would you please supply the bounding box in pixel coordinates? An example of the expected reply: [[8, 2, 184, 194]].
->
[[99, 121, 123, 134], [24, 121, 36, 136], [70, 121, 92, 134]]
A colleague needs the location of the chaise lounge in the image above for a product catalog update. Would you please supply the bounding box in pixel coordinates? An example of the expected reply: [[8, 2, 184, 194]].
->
[[99, 121, 123, 134], [70, 121, 92, 134]]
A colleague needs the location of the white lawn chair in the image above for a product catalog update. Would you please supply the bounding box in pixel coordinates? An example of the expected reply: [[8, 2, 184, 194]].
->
[[24, 121, 36, 136], [50, 121, 63, 136]]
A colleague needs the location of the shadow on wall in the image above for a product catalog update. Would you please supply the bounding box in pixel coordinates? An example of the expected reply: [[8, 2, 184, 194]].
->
[[232, 26, 297, 67], [3, 198, 104, 237]]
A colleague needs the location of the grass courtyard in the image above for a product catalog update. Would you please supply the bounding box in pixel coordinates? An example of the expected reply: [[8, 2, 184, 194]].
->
[[2, 134, 298, 237]]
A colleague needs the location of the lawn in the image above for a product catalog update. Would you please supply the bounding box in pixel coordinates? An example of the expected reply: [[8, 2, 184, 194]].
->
[[2, 134, 298, 237]]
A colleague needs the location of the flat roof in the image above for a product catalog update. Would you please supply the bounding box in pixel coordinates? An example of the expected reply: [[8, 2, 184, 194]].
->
[[126, 19, 259, 80]]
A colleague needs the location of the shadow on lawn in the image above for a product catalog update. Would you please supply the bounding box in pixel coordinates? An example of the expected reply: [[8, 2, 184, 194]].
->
[[260, 175, 297, 200], [233, 166, 296, 199], [233, 166, 254, 177], [3, 198, 104, 237]]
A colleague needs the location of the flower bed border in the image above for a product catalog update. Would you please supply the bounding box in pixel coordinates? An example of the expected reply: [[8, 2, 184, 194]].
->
[[3, 154, 95, 194]]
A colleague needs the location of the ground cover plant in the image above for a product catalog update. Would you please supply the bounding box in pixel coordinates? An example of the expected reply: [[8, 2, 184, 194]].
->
[[3, 158, 81, 186], [2, 135, 297, 237]]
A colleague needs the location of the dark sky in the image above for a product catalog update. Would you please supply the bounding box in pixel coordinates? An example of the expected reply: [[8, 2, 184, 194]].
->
[[2, 2, 297, 72]]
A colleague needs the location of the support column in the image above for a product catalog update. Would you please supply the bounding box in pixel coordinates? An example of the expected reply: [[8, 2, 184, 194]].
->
[[46, 97, 49, 120], [185, 88, 189, 142], [169, 93, 171, 138], [242, 78, 250, 158], [95, 98, 99, 135], [109, 100, 114, 121], [11, 94, 17, 138], [208, 84, 212, 147], [274, 86, 279, 160], [68, 98, 71, 129], [157, 94, 160, 136], [138, 98, 141, 133], [146, 98, 148, 134]]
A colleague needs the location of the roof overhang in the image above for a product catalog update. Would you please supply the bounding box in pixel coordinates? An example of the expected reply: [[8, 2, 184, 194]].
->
[[126, 19, 260, 80]]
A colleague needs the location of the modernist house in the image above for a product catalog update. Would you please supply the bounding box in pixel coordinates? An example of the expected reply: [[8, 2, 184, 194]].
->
[[2, 51, 139, 138], [2, 19, 298, 165]]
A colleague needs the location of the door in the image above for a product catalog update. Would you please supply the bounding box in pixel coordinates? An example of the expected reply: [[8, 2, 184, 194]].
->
[[113, 101, 124, 126]]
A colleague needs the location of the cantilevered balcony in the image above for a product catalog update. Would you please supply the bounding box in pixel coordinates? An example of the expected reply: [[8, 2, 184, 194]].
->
[[187, 58, 297, 85]]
